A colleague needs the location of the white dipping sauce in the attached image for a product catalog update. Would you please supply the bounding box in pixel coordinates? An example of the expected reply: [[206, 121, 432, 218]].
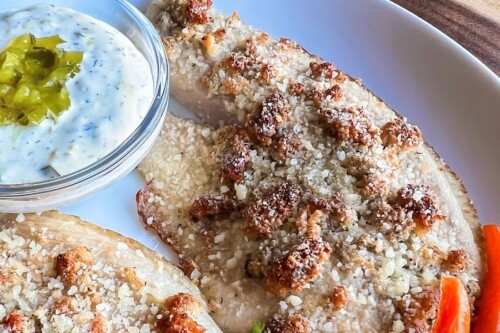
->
[[0, 4, 154, 184]]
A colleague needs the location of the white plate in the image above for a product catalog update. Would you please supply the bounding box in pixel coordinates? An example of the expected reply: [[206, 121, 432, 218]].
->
[[64, 0, 500, 260]]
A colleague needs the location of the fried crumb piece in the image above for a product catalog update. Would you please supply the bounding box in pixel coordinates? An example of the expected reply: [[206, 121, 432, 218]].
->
[[310, 194, 358, 229], [90, 313, 106, 333], [245, 182, 302, 237], [185, 0, 212, 25], [218, 126, 252, 182], [246, 92, 291, 146], [343, 148, 393, 199], [372, 202, 412, 237], [295, 209, 324, 239], [267, 314, 311, 333], [245, 33, 270, 55], [324, 84, 343, 102], [260, 64, 275, 83], [306, 88, 326, 109], [123, 267, 144, 292], [1, 310, 29, 333], [228, 11, 239, 24], [373, 184, 444, 237], [320, 107, 380, 146], [306, 85, 342, 107], [55, 246, 93, 283], [201, 33, 215, 58], [221, 53, 254, 75], [252, 32, 270, 45], [158, 293, 206, 333], [274, 131, 303, 160], [398, 288, 440, 333], [277, 37, 298, 51], [190, 192, 241, 220], [330, 285, 349, 310], [381, 118, 422, 151], [158, 313, 206, 333], [287, 81, 304, 96], [443, 249, 468, 272], [358, 173, 389, 199], [394, 184, 444, 234], [164, 293, 200, 312], [0, 272, 10, 284], [335, 71, 347, 83], [136, 181, 164, 229], [244, 257, 264, 279], [179, 257, 199, 278], [213, 28, 226, 41], [343, 153, 376, 178], [221, 155, 248, 183], [265, 238, 332, 296], [309, 62, 337, 79], [52, 297, 77, 315]]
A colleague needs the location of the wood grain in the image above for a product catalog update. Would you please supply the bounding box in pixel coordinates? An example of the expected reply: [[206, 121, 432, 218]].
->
[[393, 0, 500, 75]]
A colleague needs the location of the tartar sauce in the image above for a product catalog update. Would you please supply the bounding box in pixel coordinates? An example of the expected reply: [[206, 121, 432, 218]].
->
[[0, 4, 154, 184]]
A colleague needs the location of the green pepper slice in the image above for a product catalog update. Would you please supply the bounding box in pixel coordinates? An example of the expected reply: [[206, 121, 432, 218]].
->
[[0, 34, 83, 126]]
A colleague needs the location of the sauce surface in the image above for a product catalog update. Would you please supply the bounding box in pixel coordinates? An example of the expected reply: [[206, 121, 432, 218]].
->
[[0, 4, 154, 184]]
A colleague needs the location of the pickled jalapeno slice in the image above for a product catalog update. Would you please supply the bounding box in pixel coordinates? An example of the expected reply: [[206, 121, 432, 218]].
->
[[0, 34, 83, 126]]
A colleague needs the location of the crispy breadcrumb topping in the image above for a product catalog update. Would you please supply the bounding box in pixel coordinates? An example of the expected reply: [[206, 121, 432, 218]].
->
[[381, 118, 422, 152], [158, 294, 206, 333], [245, 183, 303, 237], [0, 216, 211, 332], [247, 92, 291, 146], [142, 3, 483, 330], [267, 314, 310, 333], [330, 285, 349, 310], [265, 238, 332, 296], [55, 246, 93, 284]]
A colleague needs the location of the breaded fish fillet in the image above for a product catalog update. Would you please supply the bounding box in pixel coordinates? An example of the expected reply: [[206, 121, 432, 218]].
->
[[0, 211, 221, 333], [137, 1, 484, 332]]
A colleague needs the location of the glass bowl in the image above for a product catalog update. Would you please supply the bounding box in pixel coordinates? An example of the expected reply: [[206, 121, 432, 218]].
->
[[0, 0, 169, 212]]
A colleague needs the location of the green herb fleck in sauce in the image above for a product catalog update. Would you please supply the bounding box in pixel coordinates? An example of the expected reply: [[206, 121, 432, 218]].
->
[[0, 33, 83, 125], [250, 321, 266, 333]]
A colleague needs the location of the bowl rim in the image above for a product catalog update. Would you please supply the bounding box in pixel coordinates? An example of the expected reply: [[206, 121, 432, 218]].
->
[[0, 0, 170, 197]]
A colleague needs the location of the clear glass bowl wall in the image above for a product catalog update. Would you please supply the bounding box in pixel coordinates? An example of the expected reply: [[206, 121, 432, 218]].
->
[[0, 0, 169, 212]]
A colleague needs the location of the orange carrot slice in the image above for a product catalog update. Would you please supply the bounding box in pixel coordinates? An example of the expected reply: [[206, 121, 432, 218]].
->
[[432, 276, 470, 333], [473, 225, 500, 333]]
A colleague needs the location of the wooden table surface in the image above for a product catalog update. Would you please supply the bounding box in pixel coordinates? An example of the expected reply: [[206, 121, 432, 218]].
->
[[393, 0, 500, 75]]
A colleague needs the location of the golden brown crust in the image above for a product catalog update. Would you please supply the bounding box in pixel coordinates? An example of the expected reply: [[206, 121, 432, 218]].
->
[[394, 184, 444, 234], [0, 211, 221, 333], [159, 293, 206, 333], [320, 107, 380, 146], [267, 314, 310, 333], [217, 126, 252, 183], [274, 131, 303, 161], [158, 313, 207, 333], [90, 313, 106, 333], [54, 246, 93, 284], [381, 117, 422, 152], [265, 238, 332, 296], [246, 92, 291, 146], [185, 0, 212, 25], [244, 183, 303, 237], [443, 249, 468, 272], [123, 267, 144, 293], [1, 310, 29, 333], [52, 297, 77, 316], [309, 61, 338, 80], [310, 194, 358, 229], [398, 288, 440, 333], [330, 285, 349, 310]]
